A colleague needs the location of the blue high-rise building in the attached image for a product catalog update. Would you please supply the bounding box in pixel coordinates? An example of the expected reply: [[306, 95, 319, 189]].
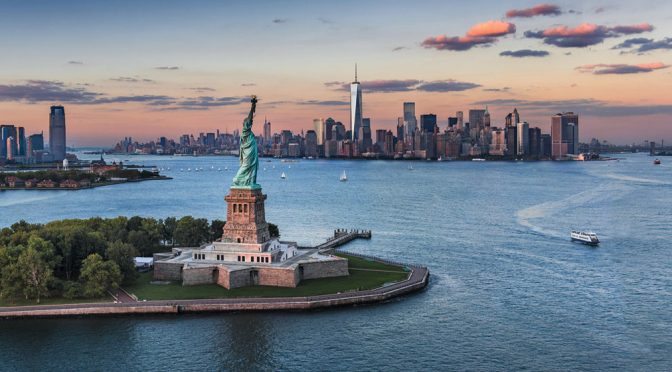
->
[[49, 105, 67, 161]]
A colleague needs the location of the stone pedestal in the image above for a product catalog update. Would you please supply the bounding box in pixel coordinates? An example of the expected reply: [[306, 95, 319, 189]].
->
[[222, 187, 271, 244]]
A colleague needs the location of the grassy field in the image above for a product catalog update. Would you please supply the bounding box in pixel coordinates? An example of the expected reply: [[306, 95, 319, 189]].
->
[[0, 296, 111, 307], [125, 253, 409, 301]]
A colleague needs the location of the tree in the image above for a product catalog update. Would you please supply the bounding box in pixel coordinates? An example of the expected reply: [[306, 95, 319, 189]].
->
[[79, 254, 122, 298], [106, 240, 138, 284], [173, 216, 209, 247], [268, 223, 280, 238], [210, 219, 226, 241], [17, 247, 54, 303], [162, 217, 177, 246]]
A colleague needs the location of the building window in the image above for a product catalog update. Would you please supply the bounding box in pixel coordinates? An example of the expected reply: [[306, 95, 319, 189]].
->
[[244, 204, 248, 213], [242, 256, 246, 262]]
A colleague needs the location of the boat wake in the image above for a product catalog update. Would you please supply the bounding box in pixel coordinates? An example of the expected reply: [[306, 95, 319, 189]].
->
[[592, 173, 671, 186], [515, 183, 631, 239], [0, 193, 61, 208]]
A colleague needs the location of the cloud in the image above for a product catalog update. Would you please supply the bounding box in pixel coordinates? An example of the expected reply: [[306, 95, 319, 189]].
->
[[318, 17, 333, 24], [189, 87, 216, 92], [324, 81, 345, 87], [155, 66, 180, 70], [0, 80, 101, 103], [296, 100, 348, 106], [272, 18, 288, 24], [499, 49, 550, 57], [416, 80, 482, 92], [576, 62, 669, 74], [327, 79, 482, 93], [91, 95, 175, 105], [364, 79, 421, 92], [67, 60, 84, 65], [466, 20, 516, 37], [483, 87, 511, 92], [423, 20, 515, 51], [110, 76, 155, 83], [614, 37, 672, 53], [506, 4, 562, 18], [525, 22, 654, 48], [175, 96, 247, 109], [422, 35, 497, 51], [241, 83, 256, 87], [473, 98, 672, 117], [392, 46, 407, 52]]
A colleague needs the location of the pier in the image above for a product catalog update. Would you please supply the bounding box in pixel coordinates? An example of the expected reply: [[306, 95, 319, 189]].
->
[[314, 229, 372, 252]]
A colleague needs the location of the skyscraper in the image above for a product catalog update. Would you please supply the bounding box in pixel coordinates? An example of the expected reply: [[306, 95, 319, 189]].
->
[[0, 124, 16, 159], [469, 109, 486, 131], [350, 65, 363, 141], [420, 114, 437, 133], [49, 105, 66, 161], [456, 111, 464, 130], [517, 122, 529, 156], [313, 118, 325, 145], [263, 118, 271, 143], [513, 108, 520, 125], [551, 112, 579, 158], [403, 102, 417, 140]]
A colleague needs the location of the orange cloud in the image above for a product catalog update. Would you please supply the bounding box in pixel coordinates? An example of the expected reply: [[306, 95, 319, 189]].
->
[[542, 23, 600, 37], [506, 4, 561, 18], [467, 20, 516, 37]]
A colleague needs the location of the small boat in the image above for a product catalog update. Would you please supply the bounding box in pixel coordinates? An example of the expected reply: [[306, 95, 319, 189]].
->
[[654, 159, 661, 165], [437, 156, 443, 162], [281, 172, 286, 179], [187, 168, 191, 172], [571, 230, 600, 246], [339, 170, 348, 182], [408, 165, 414, 170], [217, 168, 222, 171], [472, 158, 486, 162]]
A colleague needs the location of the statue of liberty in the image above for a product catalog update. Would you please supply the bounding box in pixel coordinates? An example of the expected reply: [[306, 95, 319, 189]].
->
[[232, 96, 260, 189]]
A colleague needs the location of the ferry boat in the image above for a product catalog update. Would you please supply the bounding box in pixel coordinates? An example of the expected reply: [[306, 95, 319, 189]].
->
[[472, 158, 486, 162], [339, 170, 348, 182], [570, 230, 600, 246], [281, 172, 286, 179], [654, 159, 661, 165]]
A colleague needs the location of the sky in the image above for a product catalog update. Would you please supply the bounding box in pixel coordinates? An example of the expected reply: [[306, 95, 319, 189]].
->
[[0, 0, 671, 146]]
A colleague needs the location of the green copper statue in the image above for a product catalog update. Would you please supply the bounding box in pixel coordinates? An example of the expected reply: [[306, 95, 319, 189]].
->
[[232, 96, 260, 189]]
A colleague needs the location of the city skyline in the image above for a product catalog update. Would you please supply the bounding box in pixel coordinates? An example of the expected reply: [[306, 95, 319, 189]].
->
[[1, 0, 671, 146]]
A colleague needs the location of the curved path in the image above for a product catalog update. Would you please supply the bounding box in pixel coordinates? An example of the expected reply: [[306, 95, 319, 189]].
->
[[0, 266, 428, 319]]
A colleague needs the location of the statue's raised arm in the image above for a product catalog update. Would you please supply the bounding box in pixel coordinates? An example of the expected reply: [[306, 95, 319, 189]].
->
[[231, 96, 260, 189]]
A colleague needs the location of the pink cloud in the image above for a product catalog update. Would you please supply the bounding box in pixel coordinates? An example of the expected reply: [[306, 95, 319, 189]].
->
[[466, 20, 516, 37], [506, 4, 562, 18], [576, 62, 669, 74], [525, 22, 655, 48]]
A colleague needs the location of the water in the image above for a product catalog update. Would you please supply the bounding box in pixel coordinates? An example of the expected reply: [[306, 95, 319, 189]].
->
[[1, 153, 671, 370]]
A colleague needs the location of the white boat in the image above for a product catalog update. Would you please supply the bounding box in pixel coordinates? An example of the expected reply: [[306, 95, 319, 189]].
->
[[187, 168, 191, 172], [571, 230, 600, 246], [437, 156, 443, 162], [281, 172, 286, 179], [339, 170, 348, 182], [217, 168, 222, 171], [408, 165, 414, 170], [472, 158, 486, 162]]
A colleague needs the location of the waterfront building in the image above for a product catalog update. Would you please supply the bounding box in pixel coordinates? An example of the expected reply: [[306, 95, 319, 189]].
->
[[540, 134, 552, 157], [324, 118, 335, 141], [517, 122, 530, 156], [528, 127, 542, 157], [513, 108, 520, 125], [484, 106, 491, 128], [304, 130, 318, 158], [0, 124, 16, 159], [350, 65, 363, 141], [551, 112, 579, 158], [490, 128, 506, 156], [359, 118, 372, 152], [332, 122, 346, 141], [49, 105, 66, 161], [506, 125, 517, 156], [5, 136, 15, 161], [396, 118, 405, 142], [448, 117, 458, 128]]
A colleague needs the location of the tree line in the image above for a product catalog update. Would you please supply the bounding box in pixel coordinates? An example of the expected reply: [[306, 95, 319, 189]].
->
[[0, 216, 279, 304]]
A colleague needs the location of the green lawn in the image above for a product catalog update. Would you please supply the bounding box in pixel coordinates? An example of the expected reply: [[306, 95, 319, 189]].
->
[[124, 255, 409, 301], [0, 296, 111, 307]]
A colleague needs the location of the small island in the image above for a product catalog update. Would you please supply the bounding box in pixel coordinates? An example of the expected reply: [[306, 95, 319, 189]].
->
[[0, 162, 170, 191]]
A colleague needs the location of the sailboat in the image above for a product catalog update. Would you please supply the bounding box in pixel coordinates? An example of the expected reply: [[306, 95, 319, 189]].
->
[[281, 172, 286, 179], [339, 170, 348, 182]]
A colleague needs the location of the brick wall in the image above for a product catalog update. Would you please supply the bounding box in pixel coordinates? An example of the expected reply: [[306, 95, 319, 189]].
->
[[258, 267, 299, 287], [300, 259, 349, 280], [153, 261, 184, 281], [183, 266, 216, 286]]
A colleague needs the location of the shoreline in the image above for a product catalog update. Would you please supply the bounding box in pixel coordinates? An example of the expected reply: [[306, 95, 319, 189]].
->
[[0, 260, 429, 319], [0, 176, 172, 191]]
